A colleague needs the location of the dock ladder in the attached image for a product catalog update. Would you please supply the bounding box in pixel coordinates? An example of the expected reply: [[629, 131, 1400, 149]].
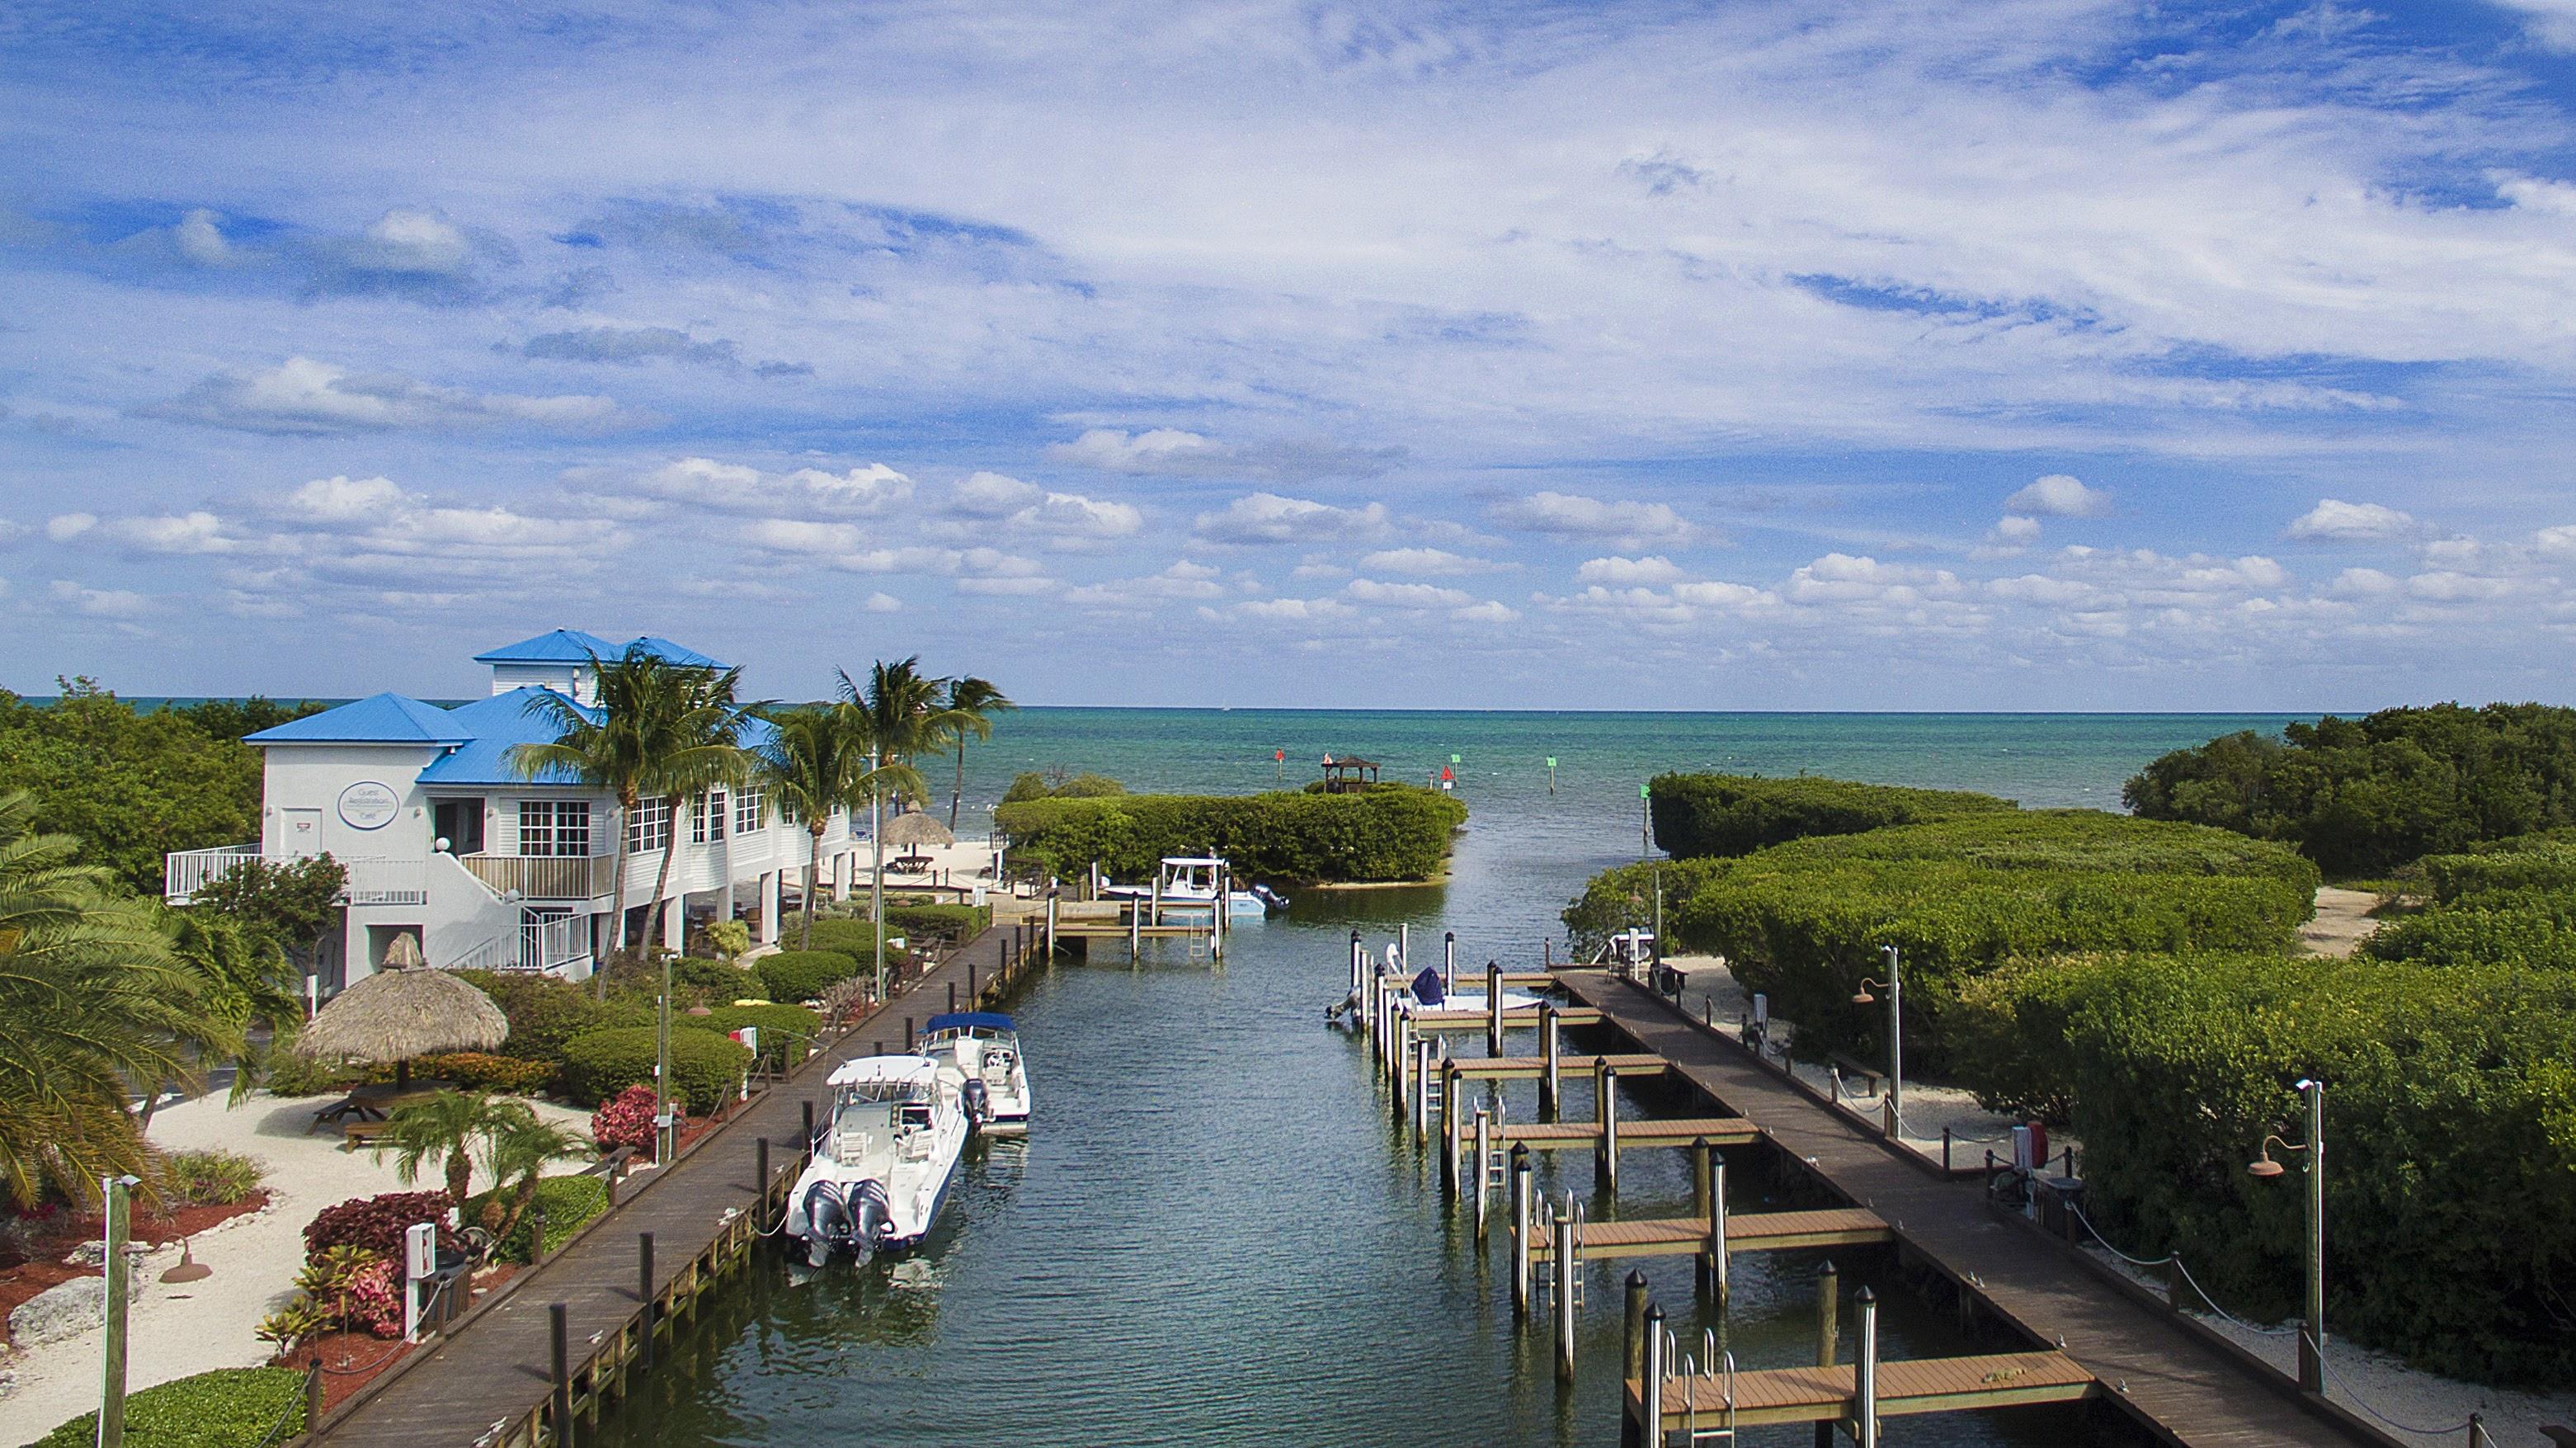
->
[[1674, 1328, 1738, 1445], [1534, 1192, 1587, 1309]]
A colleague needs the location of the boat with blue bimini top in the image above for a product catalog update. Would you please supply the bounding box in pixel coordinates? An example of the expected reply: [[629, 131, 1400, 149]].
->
[[784, 1054, 968, 1267], [920, 1011, 1033, 1135]]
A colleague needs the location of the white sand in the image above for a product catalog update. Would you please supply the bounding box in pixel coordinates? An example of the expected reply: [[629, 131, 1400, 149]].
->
[[0, 1090, 591, 1446], [2301, 887, 2383, 957]]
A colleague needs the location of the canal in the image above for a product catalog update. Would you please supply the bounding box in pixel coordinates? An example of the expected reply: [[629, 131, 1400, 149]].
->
[[594, 776, 2147, 1446]]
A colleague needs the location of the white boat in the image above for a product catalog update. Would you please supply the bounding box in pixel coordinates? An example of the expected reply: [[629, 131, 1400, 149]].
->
[[1100, 856, 1269, 917], [921, 1011, 1032, 1134], [784, 1055, 968, 1267], [1388, 954, 1543, 1015]]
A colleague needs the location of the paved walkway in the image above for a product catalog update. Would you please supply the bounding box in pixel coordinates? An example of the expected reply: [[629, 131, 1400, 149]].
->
[[1559, 970, 2362, 1448]]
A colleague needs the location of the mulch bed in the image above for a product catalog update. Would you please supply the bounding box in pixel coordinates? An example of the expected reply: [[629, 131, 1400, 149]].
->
[[0, 1191, 270, 1347], [274, 1332, 420, 1414]]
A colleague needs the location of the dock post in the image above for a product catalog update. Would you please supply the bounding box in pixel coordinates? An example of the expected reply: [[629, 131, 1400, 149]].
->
[[1690, 1139, 1714, 1293], [1622, 1270, 1650, 1380], [639, 1233, 657, 1369], [1553, 1207, 1579, 1382], [1400, 922, 1410, 969], [968, 962, 978, 1003], [1441, 1060, 1462, 1197], [1414, 1039, 1434, 1137], [1594, 1059, 1619, 1191], [549, 1302, 571, 1440], [1539, 1004, 1561, 1121], [1855, 1286, 1880, 1448], [1392, 1016, 1411, 1120], [1638, 1301, 1666, 1434], [1473, 1107, 1492, 1237], [904, 1016, 915, 1051], [801, 1100, 815, 1157], [1486, 960, 1504, 1058], [1510, 1146, 1535, 1318], [756, 1138, 770, 1206], [1444, 931, 1456, 993], [1130, 897, 1141, 954], [1046, 889, 1059, 959], [1814, 1261, 1837, 1448], [1349, 929, 1363, 994], [1149, 875, 1161, 927], [1707, 1157, 1729, 1310], [948, 981, 958, 1012], [2470, 1413, 2489, 1448]]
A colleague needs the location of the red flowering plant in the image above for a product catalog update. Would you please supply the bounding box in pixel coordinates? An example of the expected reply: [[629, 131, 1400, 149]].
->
[[591, 1083, 680, 1160]]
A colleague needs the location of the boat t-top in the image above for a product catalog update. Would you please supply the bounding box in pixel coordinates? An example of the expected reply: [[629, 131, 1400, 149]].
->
[[920, 1011, 1032, 1134], [1101, 856, 1280, 917], [784, 1054, 968, 1267]]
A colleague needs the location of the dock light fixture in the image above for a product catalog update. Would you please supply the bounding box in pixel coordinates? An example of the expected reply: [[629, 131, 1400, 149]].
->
[[159, 1238, 212, 1285], [2248, 1078, 2326, 1394], [1851, 945, 1904, 1139]]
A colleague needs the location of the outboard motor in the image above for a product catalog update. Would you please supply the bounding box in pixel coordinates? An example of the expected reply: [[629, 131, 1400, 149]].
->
[[849, 1179, 893, 1261], [962, 1077, 991, 1129], [1410, 964, 1446, 1007], [802, 1181, 850, 1268]]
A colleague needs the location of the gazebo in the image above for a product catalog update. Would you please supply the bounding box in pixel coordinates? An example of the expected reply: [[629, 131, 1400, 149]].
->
[[295, 944, 509, 1096], [1319, 754, 1381, 794]]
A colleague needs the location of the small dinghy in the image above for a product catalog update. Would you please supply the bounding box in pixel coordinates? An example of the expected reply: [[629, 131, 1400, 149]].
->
[[784, 1055, 968, 1267], [920, 1011, 1032, 1135], [1397, 962, 1543, 1016]]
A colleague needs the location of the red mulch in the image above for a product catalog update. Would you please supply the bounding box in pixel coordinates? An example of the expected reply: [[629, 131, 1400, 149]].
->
[[0, 1192, 269, 1347], [272, 1332, 418, 1413]]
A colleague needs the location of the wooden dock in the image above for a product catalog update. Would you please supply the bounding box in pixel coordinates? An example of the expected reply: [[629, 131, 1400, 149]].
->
[[1449, 1051, 1662, 1080], [1631, 1350, 2096, 1430], [1527, 1206, 1891, 1264], [1557, 971, 2370, 1448], [1410, 1006, 1603, 1030], [300, 925, 1043, 1448], [1497, 1116, 1759, 1152]]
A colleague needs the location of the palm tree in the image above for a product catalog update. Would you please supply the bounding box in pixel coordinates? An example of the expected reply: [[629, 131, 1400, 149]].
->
[[839, 660, 949, 998], [750, 704, 909, 950], [476, 1105, 587, 1243], [164, 912, 303, 1111], [636, 663, 751, 957], [508, 648, 748, 984], [0, 791, 215, 1208], [379, 1089, 510, 1208], [940, 676, 1015, 831]]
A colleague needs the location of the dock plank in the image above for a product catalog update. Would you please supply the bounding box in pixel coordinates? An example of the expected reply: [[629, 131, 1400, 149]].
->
[[1641, 1349, 2094, 1427], [1528, 1206, 1893, 1262]]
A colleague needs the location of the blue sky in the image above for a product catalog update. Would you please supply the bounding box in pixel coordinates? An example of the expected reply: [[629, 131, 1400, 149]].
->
[[4, 0, 2575, 710]]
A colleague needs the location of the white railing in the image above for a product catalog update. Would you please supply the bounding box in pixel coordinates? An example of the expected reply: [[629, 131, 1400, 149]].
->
[[164, 847, 425, 906], [449, 933, 515, 973], [457, 853, 616, 901], [165, 845, 259, 903], [445, 915, 591, 975]]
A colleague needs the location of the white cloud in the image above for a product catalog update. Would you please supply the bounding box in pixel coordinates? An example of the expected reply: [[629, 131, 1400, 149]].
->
[[49, 579, 149, 618], [1990, 515, 2041, 545], [1233, 597, 1356, 622], [1194, 492, 1392, 545], [2288, 498, 2418, 542], [2332, 568, 2400, 596], [148, 357, 629, 436], [862, 592, 902, 612], [1047, 428, 1399, 482], [946, 471, 1043, 518], [2493, 1, 2576, 52], [45, 513, 97, 541], [102, 512, 234, 554], [1345, 578, 1475, 609], [1359, 547, 1503, 576], [174, 209, 239, 266], [1064, 560, 1227, 609], [1575, 555, 1685, 586], [341, 208, 472, 276], [1452, 600, 1521, 624], [618, 457, 913, 520], [280, 475, 407, 522], [2004, 475, 2111, 518], [1490, 492, 1698, 545], [741, 518, 864, 556]]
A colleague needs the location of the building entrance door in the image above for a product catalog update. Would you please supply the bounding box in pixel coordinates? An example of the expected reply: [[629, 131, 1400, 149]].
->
[[281, 807, 323, 858]]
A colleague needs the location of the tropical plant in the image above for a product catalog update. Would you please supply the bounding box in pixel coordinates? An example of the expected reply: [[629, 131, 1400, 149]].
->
[[750, 703, 875, 950], [0, 680, 269, 896], [186, 854, 347, 980], [474, 1107, 587, 1243], [506, 646, 749, 978], [162, 1148, 265, 1207], [375, 1090, 514, 1208], [164, 911, 304, 1110], [590, 1082, 665, 1157], [940, 676, 1015, 829], [31, 1365, 309, 1448], [0, 790, 219, 1208]]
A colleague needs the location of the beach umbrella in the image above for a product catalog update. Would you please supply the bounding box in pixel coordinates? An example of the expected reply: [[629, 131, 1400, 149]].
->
[[294, 955, 507, 1093], [882, 812, 956, 851]]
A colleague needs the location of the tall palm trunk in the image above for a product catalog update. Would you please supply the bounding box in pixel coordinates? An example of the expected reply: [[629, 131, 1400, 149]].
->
[[950, 739, 965, 830], [803, 818, 826, 950], [603, 786, 638, 998], [646, 794, 685, 955]]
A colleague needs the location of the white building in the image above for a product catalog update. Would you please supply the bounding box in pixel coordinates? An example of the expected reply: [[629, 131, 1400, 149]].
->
[[164, 630, 868, 988]]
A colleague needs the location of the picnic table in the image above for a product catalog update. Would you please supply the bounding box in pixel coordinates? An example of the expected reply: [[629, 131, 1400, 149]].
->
[[311, 1080, 456, 1130]]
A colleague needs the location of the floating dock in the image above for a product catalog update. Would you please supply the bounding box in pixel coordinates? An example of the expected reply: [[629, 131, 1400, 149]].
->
[[1632, 1350, 2097, 1431]]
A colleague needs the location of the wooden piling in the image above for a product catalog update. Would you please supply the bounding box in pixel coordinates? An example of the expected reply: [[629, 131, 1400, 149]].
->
[[1553, 1207, 1579, 1383], [549, 1304, 571, 1439], [638, 1235, 655, 1370], [1814, 1260, 1839, 1448], [1510, 1146, 1534, 1318], [1594, 1059, 1619, 1191], [1486, 960, 1504, 1058], [1539, 1004, 1561, 1120], [1473, 1108, 1493, 1237], [1707, 1156, 1729, 1309]]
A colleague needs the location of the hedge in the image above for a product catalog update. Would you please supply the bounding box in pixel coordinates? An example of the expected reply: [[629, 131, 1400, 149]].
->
[[2420, 841, 2576, 903], [363, 1050, 555, 1095], [883, 903, 987, 944], [557, 1026, 752, 1111], [995, 784, 1467, 882], [455, 970, 652, 1062], [464, 1173, 609, 1263], [1565, 813, 2314, 1072], [798, 916, 882, 963], [34, 1366, 307, 1448], [1955, 952, 2576, 1386], [1647, 772, 2016, 858], [757, 950, 861, 1004], [676, 1003, 822, 1067]]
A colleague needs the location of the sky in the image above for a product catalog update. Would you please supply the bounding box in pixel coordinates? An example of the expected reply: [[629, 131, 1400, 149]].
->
[[3, 0, 2575, 710]]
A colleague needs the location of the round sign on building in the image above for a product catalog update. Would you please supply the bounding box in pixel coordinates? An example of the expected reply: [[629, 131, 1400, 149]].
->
[[338, 781, 400, 831]]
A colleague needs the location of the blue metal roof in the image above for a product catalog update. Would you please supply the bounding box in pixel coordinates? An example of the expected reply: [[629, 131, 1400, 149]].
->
[[244, 692, 469, 745], [924, 1012, 1016, 1035], [416, 688, 600, 785], [472, 629, 618, 664], [624, 635, 725, 667]]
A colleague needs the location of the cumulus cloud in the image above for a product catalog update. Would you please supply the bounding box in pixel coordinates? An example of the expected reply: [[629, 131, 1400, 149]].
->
[[303, 208, 497, 300], [101, 512, 234, 554], [944, 471, 1043, 518], [2287, 498, 2418, 542], [934, 472, 1139, 544], [1359, 547, 1505, 576], [146, 357, 629, 436], [862, 592, 902, 612], [1194, 492, 1392, 545], [522, 327, 738, 366], [1990, 516, 2042, 545], [2004, 474, 2111, 517], [1489, 492, 1699, 546], [276, 475, 408, 522], [1345, 578, 1475, 609], [46, 513, 97, 541], [2494, 1, 2576, 52], [49, 579, 149, 618], [605, 457, 914, 520], [1047, 428, 1401, 483], [1575, 555, 1685, 586], [1232, 596, 1357, 622], [1064, 560, 1227, 610], [174, 209, 242, 266]]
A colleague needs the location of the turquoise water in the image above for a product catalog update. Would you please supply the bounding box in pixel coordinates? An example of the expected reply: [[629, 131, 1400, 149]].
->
[[579, 714, 2276, 1446]]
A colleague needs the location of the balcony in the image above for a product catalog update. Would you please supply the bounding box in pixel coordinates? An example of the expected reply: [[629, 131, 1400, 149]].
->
[[164, 847, 426, 907], [454, 853, 617, 902]]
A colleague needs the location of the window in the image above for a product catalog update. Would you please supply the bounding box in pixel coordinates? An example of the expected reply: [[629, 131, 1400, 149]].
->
[[629, 798, 671, 855], [517, 800, 591, 857], [691, 791, 728, 845], [735, 790, 765, 834]]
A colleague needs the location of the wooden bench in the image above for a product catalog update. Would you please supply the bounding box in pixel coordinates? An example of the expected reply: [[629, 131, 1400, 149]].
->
[[1828, 1052, 1883, 1098], [341, 1118, 393, 1151]]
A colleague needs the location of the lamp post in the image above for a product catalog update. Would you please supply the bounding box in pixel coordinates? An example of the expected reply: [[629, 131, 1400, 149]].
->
[[1852, 945, 1902, 1139], [2249, 1077, 2325, 1394]]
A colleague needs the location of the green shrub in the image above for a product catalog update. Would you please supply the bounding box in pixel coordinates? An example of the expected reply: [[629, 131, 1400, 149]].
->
[[161, 1148, 264, 1207], [1647, 772, 2016, 858], [1777, 809, 2322, 894], [557, 1026, 752, 1111], [676, 1004, 822, 1067], [801, 916, 882, 964], [362, 1050, 558, 1095], [464, 1173, 609, 1264], [456, 970, 652, 1061], [2421, 842, 2576, 903], [1001, 771, 1127, 804], [596, 955, 757, 1010], [996, 784, 1467, 882], [883, 903, 987, 944], [2126, 704, 2576, 876], [33, 1366, 307, 1448], [259, 1046, 362, 1098], [757, 950, 859, 1003], [1964, 952, 2576, 1386]]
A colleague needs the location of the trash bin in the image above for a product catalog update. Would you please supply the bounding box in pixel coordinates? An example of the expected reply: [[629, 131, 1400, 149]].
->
[[2033, 1174, 2084, 1243]]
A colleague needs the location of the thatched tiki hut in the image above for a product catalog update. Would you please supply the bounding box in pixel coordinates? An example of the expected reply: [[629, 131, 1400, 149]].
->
[[882, 811, 956, 851], [295, 941, 508, 1092]]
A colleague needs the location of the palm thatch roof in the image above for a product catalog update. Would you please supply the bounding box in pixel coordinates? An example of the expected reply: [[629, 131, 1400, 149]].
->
[[882, 812, 955, 849], [294, 966, 508, 1062]]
